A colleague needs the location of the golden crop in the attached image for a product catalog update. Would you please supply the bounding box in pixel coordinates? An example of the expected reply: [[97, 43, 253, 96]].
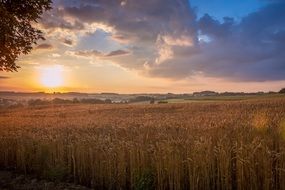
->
[[1, 98, 285, 189]]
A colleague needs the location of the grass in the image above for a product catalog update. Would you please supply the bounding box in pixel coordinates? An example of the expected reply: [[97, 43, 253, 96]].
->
[[0, 97, 285, 189]]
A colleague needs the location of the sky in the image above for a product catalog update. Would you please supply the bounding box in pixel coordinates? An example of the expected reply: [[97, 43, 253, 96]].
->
[[0, 0, 285, 93]]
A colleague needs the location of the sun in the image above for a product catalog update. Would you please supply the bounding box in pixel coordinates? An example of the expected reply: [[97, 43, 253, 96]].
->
[[40, 65, 64, 88]]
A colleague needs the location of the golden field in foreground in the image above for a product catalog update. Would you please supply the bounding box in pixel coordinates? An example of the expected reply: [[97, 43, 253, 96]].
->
[[1, 97, 285, 190]]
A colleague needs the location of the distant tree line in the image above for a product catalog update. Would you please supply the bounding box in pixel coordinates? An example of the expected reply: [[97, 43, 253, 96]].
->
[[129, 96, 155, 103], [27, 98, 113, 106], [280, 88, 285, 94]]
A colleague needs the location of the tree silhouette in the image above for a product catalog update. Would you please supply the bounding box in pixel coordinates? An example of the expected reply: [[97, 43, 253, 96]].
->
[[279, 88, 285, 94], [0, 0, 52, 71]]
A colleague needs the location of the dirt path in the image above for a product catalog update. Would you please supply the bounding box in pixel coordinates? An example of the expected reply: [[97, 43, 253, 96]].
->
[[0, 171, 91, 190]]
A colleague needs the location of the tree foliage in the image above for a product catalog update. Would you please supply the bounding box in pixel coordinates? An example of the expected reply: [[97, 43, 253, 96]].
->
[[279, 88, 285, 94], [0, 0, 52, 71]]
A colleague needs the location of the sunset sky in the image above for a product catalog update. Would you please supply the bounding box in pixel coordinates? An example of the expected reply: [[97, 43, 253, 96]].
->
[[1, 0, 285, 93]]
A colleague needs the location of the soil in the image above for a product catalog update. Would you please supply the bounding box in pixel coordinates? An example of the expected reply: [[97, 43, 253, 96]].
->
[[0, 171, 91, 190]]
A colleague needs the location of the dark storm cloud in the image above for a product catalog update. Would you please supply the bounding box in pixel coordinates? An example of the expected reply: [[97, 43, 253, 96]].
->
[[47, 0, 285, 81], [198, 15, 234, 38], [143, 1, 285, 81], [195, 2, 285, 81], [61, 0, 197, 44]]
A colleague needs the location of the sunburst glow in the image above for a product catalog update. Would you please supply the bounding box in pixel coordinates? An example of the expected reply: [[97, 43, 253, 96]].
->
[[40, 65, 64, 88]]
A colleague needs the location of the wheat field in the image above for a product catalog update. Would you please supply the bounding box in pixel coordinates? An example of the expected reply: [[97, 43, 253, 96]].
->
[[1, 97, 285, 189]]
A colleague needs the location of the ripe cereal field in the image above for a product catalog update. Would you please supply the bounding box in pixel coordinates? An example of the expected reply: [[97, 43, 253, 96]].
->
[[1, 97, 285, 189]]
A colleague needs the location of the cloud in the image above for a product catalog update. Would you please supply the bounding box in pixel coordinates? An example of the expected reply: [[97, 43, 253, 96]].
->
[[35, 43, 54, 50], [0, 76, 9, 79], [68, 49, 130, 58], [62, 38, 74, 46], [40, 6, 84, 31], [69, 50, 103, 58], [55, 0, 198, 71], [161, 35, 194, 47], [198, 15, 234, 39], [46, 0, 285, 82], [105, 50, 130, 57], [145, 2, 285, 81], [194, 2, 285, 81], [61, 0, 197, 44], [52, 53, 61, 58]]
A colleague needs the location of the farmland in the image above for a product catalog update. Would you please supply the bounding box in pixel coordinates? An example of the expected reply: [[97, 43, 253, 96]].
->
[[1, 97, 285, 189]]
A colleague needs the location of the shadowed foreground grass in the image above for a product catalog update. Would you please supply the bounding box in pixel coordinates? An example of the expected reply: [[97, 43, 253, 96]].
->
[[1, 98, 285, 189]]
